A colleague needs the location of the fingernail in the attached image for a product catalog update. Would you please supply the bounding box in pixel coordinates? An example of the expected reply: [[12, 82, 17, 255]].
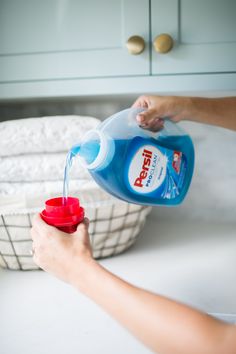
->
[[154, 118, 164, 124], [139, 124, 148, 129], [136, 114, 144, 123]]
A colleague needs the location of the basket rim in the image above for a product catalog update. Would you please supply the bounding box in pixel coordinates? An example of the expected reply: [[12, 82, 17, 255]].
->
[[0, 199, 152, 216]]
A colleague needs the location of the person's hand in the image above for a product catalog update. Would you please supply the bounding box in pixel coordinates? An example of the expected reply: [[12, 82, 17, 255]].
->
[[132, 95, 190, 132], [30, 214, 93, 285]]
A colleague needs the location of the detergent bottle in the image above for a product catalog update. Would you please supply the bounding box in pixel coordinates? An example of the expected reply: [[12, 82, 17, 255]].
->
[[70, 108, 194, 206]]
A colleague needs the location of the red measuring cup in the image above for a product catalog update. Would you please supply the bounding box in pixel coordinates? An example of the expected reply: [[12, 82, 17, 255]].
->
[[41, 197, 84, 233]]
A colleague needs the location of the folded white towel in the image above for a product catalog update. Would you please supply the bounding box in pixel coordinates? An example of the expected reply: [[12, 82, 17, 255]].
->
[[0, 153, 90, 182], [0, 179, 92, 197], [0, 115, 100, 156]]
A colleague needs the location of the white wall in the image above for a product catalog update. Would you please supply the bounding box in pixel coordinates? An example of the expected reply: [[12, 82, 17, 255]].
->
[[151, 121, 236, 223]]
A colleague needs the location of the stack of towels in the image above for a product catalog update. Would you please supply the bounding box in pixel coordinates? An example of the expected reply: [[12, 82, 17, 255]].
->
[[0, 115, 102, 214]]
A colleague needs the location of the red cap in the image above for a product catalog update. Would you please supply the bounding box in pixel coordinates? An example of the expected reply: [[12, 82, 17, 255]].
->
[[41, 197, 84, 234]]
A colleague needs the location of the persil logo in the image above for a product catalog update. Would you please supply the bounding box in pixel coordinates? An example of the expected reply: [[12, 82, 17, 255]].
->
[[134, 149, 152, 188], [128, 145, 167, 194]]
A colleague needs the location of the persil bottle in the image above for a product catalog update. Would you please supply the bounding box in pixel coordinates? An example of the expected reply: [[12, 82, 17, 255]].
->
[[72, 108, 194, 206]]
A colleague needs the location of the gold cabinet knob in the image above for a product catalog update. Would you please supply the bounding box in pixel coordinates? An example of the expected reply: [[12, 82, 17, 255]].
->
[[153, 33, 173, 53], [126, 35, 145, 55]]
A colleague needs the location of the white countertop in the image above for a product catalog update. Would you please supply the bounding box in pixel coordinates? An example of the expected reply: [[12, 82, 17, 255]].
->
[[0, 216, 236, 354]]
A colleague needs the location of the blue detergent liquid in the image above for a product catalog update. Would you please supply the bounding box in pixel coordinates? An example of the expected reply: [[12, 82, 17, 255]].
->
[[76, 135, 194, 206]]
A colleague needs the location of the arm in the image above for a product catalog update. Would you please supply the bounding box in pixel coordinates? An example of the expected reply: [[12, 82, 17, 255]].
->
[[31, 215, 236, 354], [77, 260, 236, 354], [132, 96, 236, 131]]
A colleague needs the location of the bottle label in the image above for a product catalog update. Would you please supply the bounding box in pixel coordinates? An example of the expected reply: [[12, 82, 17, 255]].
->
[[125, 137, 187, 199]]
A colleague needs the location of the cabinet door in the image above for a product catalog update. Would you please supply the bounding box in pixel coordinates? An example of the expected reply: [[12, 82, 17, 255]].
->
[[0, 0, 149, 82], [151, 0, 236, 74]]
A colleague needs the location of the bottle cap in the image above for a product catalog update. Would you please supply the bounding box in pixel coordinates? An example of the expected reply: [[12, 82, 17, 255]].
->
[[40, 197, 84, 234], [79, 130, 115, 170]]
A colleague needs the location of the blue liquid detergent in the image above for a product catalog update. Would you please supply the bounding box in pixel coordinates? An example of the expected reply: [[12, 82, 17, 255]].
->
[[68, 108, 195, 207], [76, 135, 194, 206]]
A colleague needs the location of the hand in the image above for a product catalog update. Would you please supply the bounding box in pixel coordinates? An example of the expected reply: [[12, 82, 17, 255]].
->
[[30, 214, 93, 284], [132, 95, 190, 132]]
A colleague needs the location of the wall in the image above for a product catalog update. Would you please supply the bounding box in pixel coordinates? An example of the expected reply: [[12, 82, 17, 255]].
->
[[153, 121, 236, 223], [0, 96, 135, 121]]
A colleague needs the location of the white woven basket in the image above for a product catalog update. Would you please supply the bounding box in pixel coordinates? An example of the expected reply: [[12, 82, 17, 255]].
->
[[0, 115, 151, 270], [0, 187, 151, 270]]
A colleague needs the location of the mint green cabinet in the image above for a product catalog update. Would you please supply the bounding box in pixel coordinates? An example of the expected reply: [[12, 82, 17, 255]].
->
[[0, 0, 236, 99], [151, 0, 236, 74], [0, 0, 149, 82]]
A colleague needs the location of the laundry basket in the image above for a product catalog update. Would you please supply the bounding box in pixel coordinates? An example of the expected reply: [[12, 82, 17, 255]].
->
[[0, 115, 151, 270], [0, 186, 151, 271]]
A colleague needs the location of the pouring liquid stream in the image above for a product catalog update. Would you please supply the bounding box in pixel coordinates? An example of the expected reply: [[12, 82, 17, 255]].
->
[[62, 142, 99, 205], [62, 150, 75, 205]]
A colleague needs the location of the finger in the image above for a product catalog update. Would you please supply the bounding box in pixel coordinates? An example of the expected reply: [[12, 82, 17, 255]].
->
[[147, 117, 164, 127], [31, 242, 37, 257], [32, 213, 55, 235], [147, 118, 165, 132], [72, 217, 90, 235], [30, 226, 40, 241], [136, 108, 161, 124], [131, 97, 143, 108], [83, 217, 90, 226], [29, 240, 35, 255], [77, 218, 90, 231], [132, 96, 149, 109], [32, 250, 39, 265]]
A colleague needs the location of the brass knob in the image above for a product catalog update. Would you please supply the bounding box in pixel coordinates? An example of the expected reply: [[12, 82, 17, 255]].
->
[[126, 35, 145, 55], [153, 33, 173, 53]]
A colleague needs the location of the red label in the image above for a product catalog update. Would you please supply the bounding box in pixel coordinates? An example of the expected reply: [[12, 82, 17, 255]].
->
[[172, 151, 182, 174], [134, 149, 152, 188]]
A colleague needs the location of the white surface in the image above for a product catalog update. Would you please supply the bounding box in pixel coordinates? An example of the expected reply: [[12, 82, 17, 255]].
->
[[1, 111, 236, 353], [0, 216, 236, 354]]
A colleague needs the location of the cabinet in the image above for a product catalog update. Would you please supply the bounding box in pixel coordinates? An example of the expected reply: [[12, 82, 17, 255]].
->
[[151, 0, 236, 74], [0, 0, 149, 81], [0, 0, 236, 100]]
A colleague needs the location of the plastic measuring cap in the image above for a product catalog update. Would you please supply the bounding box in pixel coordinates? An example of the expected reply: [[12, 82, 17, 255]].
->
[[41, 197, 85, 234]]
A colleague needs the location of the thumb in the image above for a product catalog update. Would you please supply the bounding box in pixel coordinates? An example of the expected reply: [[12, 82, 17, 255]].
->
[[73, 217, 90, 235], [83, 217, 90, 227]]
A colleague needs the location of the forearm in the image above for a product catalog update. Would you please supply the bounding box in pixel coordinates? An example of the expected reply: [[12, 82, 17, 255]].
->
[[184, 97, 236, 131], [72, 260, 235, 354]]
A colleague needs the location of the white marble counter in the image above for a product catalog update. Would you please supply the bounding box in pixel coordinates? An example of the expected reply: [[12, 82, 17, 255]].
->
[[0, 215, 235, 354]]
